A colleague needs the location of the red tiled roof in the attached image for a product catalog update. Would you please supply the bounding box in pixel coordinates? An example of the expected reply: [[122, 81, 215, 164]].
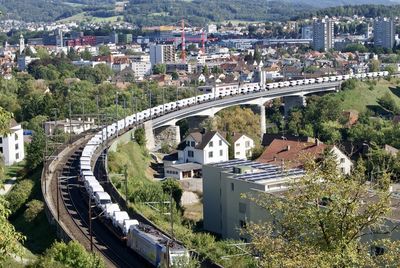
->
[[257, 139, 326, 168]]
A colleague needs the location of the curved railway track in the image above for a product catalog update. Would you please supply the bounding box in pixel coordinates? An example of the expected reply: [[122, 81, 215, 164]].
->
[[48, 137, 150, 268]]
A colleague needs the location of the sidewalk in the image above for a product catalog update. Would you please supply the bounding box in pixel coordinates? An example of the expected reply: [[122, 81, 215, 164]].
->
[[0, 177, 17, 195]]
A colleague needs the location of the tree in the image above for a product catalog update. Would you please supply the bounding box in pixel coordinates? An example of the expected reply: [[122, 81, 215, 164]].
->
[[377, 92, 399, 114], [98, 45, 111, 56], [26, 126, 45, 170], [370, 59, 381, 72], [0, 107, 13, 136], [134, 127, 146, 147], [152, 64, 166, 75], [171, 71, 179, 80], [244, 156, 396, 267], [80, 49, 92, 61], [202, 65, 209, 75], [0, 198, 25, 264], [30, 241, 105, 268], [225, 132, 234, 159], [162, 178, 183, 209]]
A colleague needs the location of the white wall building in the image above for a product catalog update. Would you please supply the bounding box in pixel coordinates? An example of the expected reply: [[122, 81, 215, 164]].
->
[[0, 121, 25, 166], [203, 159, 304, 239], [177, 130, 229, 165], [44, 118, 95, 135], [149, 44, 176, 66], [231, 133, 255, 159]]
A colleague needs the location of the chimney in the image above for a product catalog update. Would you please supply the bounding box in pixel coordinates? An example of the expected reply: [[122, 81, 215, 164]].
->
[[200, 128, 206, 134], [273, 156, 277, 161], [286, 145, 291, 151]]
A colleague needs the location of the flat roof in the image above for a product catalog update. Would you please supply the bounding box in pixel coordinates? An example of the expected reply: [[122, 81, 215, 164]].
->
[[210, 159, 305, 184], [169, 162, 202, 172]]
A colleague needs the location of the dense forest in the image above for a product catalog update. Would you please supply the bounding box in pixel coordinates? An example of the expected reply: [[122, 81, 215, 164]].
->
[[124, 0, 315, 26], [295, 4, 400, 20], [0, 0, 115, 22]]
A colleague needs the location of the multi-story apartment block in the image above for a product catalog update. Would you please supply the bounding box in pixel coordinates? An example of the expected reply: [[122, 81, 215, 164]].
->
[[312, 18, 334, 51], [374, 18, 395, 50], [149, 44, 176, 66]]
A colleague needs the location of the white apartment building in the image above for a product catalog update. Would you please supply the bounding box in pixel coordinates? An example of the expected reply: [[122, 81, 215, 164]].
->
[[0, 121, 25, 166], [149, 44, 176, 66], [203, 159, 304, 240], [131, 61, 152, 79]]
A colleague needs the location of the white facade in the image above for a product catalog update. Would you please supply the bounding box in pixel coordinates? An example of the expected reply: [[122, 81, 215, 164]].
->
[[177, 132, 229, 165], [44, 118, 95, 135], [131, 61, 152, 79], [0, 123, 25, 166], [149, 44, 176, 66], [331, 146, 353, 175], [233, 135, 254, 159], [203, 160, 304, 239]]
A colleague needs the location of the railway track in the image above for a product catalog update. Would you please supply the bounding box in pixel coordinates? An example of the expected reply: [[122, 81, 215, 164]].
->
[[48, 137, 150, 268]]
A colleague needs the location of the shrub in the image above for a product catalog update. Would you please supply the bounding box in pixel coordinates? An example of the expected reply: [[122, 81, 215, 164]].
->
[[134, 127, 146, 146], [23, 199, 44, 222], [6, 179, 34, 214]]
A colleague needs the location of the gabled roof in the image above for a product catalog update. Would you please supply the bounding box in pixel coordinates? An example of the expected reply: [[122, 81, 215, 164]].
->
[[257, 139, 327, 168], [178, 129, 229, 151]]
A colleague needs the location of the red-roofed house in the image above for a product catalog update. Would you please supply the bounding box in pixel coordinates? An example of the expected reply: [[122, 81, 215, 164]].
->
[[257, 139, 352, 174]]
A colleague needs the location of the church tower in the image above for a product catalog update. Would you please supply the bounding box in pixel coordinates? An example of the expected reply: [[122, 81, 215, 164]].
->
[[19, 34, 25, 54]]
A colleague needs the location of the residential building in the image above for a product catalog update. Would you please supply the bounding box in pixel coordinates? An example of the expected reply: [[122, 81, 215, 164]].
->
[[44, 118, 95, 135], [166, 62, 193, 74], [149, 44, 176, 66], [131, 61, 152, 79], [0, 120, 25, 166], [203, 159, 304, 239], [177, 129, 229, 165], [257, 139, 353, 175], [312, 18, 334, 51], [301, 25, 313, 40], [374, 18, 395, 49], [229, 133, 255, 159]]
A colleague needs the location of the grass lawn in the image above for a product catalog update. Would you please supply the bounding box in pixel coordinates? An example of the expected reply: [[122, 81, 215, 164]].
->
[[329, 78, 400, 114]]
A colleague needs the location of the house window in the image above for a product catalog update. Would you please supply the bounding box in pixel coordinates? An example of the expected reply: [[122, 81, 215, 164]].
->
[[14, 133, 18, 140], [0, 137, 2, 144], [209, 141, 214, 147], [340, 158, 345, 163], [231, 182, 234, 191], [15, 143, 18, 150], [236, 143, 240, 147], [16, 153, 19, 160], [245, 141, 250, 147], [191, 141, 195, 147], [186, 141, 190, 146], [341, 167, 345, 173], [208, 151, 213, 158], [219, 140, 222, 146], [220, 150, 223, 156], [239, 202, 247, 214], [188, 150, 194, 157], [236, 152, 240, 155], [0, 147, 3, 153]]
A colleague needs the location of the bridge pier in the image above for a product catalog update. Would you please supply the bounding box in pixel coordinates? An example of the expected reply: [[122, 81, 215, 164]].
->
[[284, 95, 306, 117], [144, 120, 155, 151], [259, 104, 266, 139], [154, 125, 181, 150]]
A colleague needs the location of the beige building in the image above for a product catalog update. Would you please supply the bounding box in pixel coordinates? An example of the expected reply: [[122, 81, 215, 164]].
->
[[230, 133, 254, 159], [44, 118, 95, 135], [203, 159, 304, 240]]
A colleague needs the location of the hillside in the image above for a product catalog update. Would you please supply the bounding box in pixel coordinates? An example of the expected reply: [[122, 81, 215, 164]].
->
[[2, 0, 400, 24]]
